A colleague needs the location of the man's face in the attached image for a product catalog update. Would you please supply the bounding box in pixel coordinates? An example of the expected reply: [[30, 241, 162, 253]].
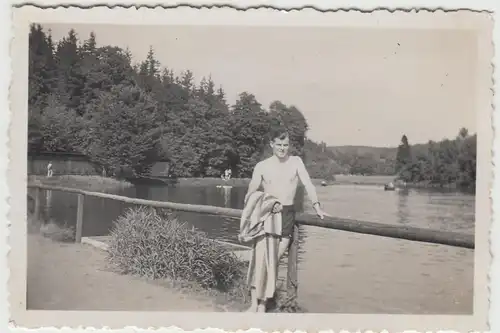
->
[[271, 136, 290, 159]]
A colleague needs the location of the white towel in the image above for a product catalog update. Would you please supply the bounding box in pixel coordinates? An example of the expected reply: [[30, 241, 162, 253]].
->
[[239, 191, 282, 300]]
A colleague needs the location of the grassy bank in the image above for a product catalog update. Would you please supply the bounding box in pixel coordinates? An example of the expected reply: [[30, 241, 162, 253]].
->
[[28, 174, 133, 192], [331, 175, 396, 186], [176, 177, 251, 187], [402, 181, 476, 193]]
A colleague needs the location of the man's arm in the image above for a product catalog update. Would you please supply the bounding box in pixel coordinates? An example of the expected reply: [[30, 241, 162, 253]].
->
[[295, 156, 320, 206], [244, 162, 263, 203]]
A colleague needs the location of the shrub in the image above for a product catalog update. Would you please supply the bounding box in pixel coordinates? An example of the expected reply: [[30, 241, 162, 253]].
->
[[106, 206, 246, 291], [28, 174, 133, 191]]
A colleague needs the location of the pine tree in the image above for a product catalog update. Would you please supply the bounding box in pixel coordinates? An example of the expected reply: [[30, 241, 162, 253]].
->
[[395, 135, 412, 172]]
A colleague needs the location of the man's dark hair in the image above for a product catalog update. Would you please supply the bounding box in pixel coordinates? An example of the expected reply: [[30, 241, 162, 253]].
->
[[270, 126, 290, 142]]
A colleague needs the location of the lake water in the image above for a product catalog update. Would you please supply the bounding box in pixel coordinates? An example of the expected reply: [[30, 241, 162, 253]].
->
[[36, 183, 475, 314]]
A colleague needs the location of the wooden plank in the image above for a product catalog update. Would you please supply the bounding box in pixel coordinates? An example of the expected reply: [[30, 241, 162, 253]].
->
[[33, 187, 41, 221], [286, 224, 299, 309], [296, 213, 474, 249], [81, 237, 109, 251], [81, 236, 251, 261], [75, 193, 85, 243]]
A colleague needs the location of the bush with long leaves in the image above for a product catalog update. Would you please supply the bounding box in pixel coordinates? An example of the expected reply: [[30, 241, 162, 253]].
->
[[107, 206, 246, 291]]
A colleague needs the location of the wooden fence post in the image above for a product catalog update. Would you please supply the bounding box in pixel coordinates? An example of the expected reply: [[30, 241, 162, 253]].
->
[[33, 187, 41, 221], [285, 223, 300, 311], [75, 193, 84, 243]]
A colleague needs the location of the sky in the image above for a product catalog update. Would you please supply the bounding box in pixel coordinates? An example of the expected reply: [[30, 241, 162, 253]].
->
[[44, 24, 478, 147]]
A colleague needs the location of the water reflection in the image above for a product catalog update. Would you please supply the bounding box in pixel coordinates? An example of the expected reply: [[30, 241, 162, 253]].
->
[[222, 186, 231, 207], [397, 188, 410, 225], [45, 189, 53, 219]]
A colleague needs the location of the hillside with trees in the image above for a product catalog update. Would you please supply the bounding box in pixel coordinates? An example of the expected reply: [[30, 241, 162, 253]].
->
[[28, 25, 338, 180], [394, 128, 477, 188], [328, 146, 397, 176]]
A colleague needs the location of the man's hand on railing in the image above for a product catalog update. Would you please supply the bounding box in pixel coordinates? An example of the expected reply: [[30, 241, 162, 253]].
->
[[237, 234, 244, 243], [313, 202, 327, 220]]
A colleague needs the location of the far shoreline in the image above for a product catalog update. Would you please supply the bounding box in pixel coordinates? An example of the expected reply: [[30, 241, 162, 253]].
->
[[27, 174, 475, 194], [173, 175, 397, 187]]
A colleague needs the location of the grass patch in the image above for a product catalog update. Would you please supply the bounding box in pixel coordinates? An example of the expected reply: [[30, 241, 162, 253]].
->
[[176, 177, 251, 187], [332, 175, 396, 186], [106, 207, 247, 295], [28, 174, 133, 192], [40, 221, 75, 242], [27, 214, 75, 242]]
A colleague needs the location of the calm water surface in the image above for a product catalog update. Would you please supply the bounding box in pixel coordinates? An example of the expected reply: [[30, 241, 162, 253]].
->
[[37, 183, 475, 314]]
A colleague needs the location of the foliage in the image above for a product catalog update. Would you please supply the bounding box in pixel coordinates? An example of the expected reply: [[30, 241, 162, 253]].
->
[[106, 207, 246, 291], [28, 25, 337, 179], [329, 128, 477, 189], [395, 135, 412, 173], [329, 146, 396, 176], [303, 140, 343, 180], [78, 84, 161, 176], [394, 128, 476, 188]]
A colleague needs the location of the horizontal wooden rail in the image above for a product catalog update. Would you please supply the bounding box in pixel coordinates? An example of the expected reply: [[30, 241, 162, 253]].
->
[[296, 214, 474, 249], [28, 183, 474, 249]]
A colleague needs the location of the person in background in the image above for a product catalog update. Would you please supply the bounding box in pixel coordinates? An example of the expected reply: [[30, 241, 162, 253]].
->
[[47, 161, 53, 177]]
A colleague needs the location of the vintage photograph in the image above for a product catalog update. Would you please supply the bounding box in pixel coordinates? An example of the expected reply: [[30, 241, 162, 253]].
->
[[8, 5, 493, 332]]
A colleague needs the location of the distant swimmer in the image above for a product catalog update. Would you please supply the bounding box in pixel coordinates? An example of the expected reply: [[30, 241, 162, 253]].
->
[[222, 168, 232, 181], [47, 161, 53, 177]]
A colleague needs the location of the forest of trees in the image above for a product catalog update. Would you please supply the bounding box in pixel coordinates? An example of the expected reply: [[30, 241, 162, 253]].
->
[[28, 24, 477, 188], [28, 25, 340, 179], [394, 128, 477, 188], [329, 146, 396, 176]]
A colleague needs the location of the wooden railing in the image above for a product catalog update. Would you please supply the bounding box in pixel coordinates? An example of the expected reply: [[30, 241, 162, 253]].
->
[[27, 183, 475, 311]]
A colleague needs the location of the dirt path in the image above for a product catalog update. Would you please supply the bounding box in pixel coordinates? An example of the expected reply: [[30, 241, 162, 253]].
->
[[27, 234, 235, 311]]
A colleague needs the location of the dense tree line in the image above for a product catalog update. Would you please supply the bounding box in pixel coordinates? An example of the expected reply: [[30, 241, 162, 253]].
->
[[28, 25, 339, 179], [395, 128, 477, 188], [303, 140, 344, 180], [28, 25, 477, 187], [329, 147, 396, 176]]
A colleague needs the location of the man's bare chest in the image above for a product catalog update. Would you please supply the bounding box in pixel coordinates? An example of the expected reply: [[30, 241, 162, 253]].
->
[[261, 161, 298, 184]]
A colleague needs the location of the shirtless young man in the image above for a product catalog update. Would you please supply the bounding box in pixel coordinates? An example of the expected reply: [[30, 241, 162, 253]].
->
[[244, 128, 325, 311]]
